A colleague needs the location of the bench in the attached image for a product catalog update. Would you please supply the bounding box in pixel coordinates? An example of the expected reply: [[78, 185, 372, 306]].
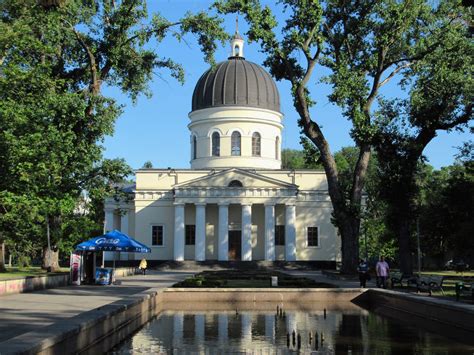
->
[[416, 275, 445, 296], [390, 272, 418, 289], [456, 282, 473, 302]]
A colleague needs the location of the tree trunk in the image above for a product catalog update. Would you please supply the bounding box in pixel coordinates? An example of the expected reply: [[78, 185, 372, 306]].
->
[[339, 217, 360, 274], [0, 242, 6, 272], [42, 247, 60, 272], [397, 217, 413, 275]]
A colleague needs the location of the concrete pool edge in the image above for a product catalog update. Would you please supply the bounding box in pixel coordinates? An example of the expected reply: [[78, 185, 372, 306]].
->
[[0, 289, 164, 355], [1, 288, 473, 354], [360, 288, 474, 333]]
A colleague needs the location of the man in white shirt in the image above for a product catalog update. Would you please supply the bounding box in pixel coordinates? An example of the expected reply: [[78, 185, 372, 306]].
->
[[376, 256, 390, 289]]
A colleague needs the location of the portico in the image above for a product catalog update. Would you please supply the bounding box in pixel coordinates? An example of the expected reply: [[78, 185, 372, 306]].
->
[[172, 172, 298, 261]]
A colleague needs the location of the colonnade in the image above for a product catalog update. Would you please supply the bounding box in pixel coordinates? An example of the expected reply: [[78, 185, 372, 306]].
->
[[173, 202, 297, 261]]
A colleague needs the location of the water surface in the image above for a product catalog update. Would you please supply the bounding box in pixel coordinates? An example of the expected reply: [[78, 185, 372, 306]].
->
[[111, 307, 473, 354]]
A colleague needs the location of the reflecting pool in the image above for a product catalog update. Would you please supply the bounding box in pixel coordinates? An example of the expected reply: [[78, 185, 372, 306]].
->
[[111, 307, 473, 354]]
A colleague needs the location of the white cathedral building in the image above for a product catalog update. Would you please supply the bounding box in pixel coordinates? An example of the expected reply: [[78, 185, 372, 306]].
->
[[104, 32, 340, 265]]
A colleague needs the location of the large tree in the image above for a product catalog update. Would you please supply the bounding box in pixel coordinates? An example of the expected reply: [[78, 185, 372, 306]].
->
[[374, 9, 473, 274], [215, 0, 463, 273], [0, 0, 227, 269]]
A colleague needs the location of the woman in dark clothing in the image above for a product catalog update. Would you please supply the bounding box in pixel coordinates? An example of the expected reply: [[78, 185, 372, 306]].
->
[[357, 259, 369, 288]]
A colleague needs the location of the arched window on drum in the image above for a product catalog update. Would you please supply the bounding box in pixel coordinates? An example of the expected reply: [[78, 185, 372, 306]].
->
[[211, 132, 220, 156], [231, 131, 241, 156], [252, 132, 261, 157]]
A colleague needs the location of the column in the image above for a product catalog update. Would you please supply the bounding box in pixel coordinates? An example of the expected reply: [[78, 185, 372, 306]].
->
[[285, 204, 297, 261], [173, 312, 184, 350], [174, 203, 185, 261], [286, 312, 296, 335], [218, 313, 228, 345], [120, 210, 129, 261], [195, 204, 206, 261], [241, 313, 252, 342], [104, 208, 114, 232], [104, 209, 115, 262], [195, 314, 205, 347], [218, 203, 229, 261], [264, 204, 275, 261], [241, 204, 252, 261], [265, 314, 275, 342]]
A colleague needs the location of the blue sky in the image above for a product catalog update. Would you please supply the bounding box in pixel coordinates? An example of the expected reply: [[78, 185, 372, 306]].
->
[[102, 0, 471, 170]]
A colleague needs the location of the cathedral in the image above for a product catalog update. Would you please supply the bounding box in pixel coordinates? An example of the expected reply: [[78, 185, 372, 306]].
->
[[104, 31, 340, 265]]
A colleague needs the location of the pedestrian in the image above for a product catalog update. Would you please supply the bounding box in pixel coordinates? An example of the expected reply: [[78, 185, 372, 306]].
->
[[139, 257, 147, 275], [357, 258, 370, 288], [376, 256, 390, 288]]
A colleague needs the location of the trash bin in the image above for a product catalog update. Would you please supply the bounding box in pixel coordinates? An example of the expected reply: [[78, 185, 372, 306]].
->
[[271, 276, 278, 287], [95, 267, 112, 285]]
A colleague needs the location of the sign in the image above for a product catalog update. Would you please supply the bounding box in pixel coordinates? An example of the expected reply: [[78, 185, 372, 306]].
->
[[70, 252, 82, 285]]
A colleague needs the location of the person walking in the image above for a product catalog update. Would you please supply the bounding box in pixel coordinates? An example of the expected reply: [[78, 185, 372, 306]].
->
[[139, 257, 147, 275], [376, 256, 390, 288], [357, 259, 370, 288]]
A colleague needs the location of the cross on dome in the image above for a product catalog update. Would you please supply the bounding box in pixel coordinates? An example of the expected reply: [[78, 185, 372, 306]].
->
[[231, 15, 244, 57]]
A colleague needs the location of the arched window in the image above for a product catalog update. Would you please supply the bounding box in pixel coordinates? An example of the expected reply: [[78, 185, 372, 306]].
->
[[228, 180, 243, 187], [275, 136, 280, 160], [252, 132, 261, 156], [192, 135, 197, 160], [212, 132, 220, 156], [231, 131, 241, 156], [234, 45, 240, 56]]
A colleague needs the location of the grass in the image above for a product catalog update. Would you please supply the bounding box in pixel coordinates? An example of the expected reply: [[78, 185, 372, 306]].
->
[[173, 270, 336, 288], [420, 270, 474, 277], [0, 266, 69, 280]]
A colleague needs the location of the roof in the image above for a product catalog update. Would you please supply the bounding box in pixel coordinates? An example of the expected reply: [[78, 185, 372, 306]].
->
[[191, 57, 280, 113]]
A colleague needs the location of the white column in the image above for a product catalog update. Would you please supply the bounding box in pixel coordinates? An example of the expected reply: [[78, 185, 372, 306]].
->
[[286, 312, 296, 335], [120, 210, 130, 260], [241, 204, 252, 261], [174, 203, 185, 261], [104, 209, 114, 232], [195, 314, 205, 343], [195, 204, 206, 261], [218, 313, 228, 345], [218, 203, 229, 261], [241, 313, 252, 342], [285, 204, 297, 261], [265, 314, 275, 342], [173, 312, 184, 349], [264, 204, 275, 261]]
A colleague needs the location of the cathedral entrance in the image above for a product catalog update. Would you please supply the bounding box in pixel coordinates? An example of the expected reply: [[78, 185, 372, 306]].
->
[[228, 230, 242, 261]]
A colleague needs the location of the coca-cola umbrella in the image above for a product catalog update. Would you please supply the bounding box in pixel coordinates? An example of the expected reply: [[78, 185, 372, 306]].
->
[[76, 229, 151, 272]]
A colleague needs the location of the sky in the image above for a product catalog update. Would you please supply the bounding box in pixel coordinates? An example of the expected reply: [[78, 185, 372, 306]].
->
[[102, 0, 471, 171]]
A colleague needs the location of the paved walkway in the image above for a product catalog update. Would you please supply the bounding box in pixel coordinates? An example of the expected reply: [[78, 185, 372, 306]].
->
[[0, 270, 194, 344]]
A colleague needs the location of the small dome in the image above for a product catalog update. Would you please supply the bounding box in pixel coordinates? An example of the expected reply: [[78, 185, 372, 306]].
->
[[191, 57, 280, 113]]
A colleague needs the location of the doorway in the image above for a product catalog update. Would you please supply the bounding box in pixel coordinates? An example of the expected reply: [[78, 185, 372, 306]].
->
[[228, 230, 242, 260]]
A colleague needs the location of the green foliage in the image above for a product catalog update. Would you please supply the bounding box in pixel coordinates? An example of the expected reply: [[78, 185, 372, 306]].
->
[[419, 159, 474, 261], [142, 161, 153, 169], [0, 1, 227, 265]]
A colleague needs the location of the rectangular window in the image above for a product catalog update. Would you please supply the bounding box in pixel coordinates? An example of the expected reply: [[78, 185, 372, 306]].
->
[[185, 225, 196, 245], [152, 225, 163, 246], [275, 225, 285, 246], [307, 227, 318, 247]]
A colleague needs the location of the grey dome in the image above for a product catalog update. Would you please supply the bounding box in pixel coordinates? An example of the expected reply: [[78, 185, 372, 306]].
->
[[192, 57, 280, 113]]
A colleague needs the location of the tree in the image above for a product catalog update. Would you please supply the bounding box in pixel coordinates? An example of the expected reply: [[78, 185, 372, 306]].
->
[[142, 161, 153, 169], [417, 151, 474, 267], [215, 0, 461, 273], [374, 9, 473, 273], [0, 0, 227, 269]]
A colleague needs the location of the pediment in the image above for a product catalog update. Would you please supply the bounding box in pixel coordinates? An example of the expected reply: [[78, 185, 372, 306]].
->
[[174, 168, 297, 189]]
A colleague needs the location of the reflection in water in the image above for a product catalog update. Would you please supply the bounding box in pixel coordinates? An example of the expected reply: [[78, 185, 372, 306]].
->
[[111, 309, 473, 354]]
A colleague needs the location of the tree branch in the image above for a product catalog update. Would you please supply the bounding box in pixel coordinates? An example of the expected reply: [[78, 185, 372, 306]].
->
[[379, 62, 411, 88]]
